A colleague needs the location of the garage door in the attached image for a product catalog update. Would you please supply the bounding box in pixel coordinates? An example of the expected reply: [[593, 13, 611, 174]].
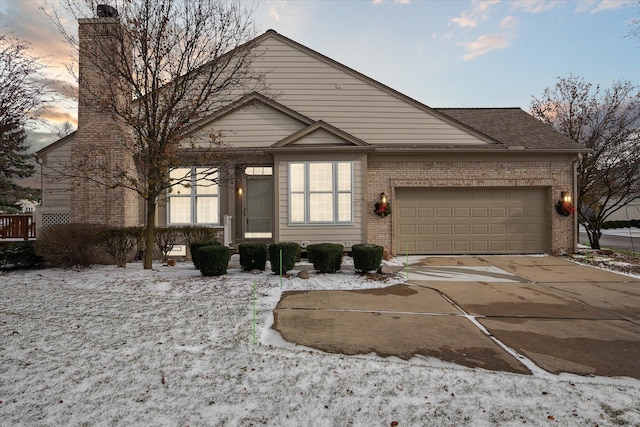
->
[[396, 187, 548, 254]]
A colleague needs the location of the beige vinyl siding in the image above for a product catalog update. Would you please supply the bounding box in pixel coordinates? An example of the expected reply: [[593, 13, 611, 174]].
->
[[40, 142, 72, 212], [253, 38, 489, 146], [190, 102, 307, 148], [275, 154, 365, 248], [288, 128, 354, 146]]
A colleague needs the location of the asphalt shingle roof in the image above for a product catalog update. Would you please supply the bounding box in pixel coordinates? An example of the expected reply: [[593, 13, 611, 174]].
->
[[437, 108, 582, 150]]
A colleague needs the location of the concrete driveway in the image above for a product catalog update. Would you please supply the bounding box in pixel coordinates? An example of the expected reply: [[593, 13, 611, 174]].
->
[[272, 256, 640, 378]]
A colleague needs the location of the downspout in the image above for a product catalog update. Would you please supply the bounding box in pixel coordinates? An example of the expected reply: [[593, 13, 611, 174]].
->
[[572, 155, 579, 253], [35, 154, 43, 236]]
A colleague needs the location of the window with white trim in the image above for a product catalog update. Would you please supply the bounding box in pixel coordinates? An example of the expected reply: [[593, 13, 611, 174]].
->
[[289, 161, 353, 224], [167, 167, 219, 225]]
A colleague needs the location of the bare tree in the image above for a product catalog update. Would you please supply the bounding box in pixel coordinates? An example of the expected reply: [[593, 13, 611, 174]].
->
[[531, 75, 640, 249], [49, 0, 266, 268], [0, 31, 46, 212], [55, 120, 75, 138]]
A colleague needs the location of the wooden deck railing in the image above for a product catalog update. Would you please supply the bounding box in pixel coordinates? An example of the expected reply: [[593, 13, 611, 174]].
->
[[0, 214, 36, 240]]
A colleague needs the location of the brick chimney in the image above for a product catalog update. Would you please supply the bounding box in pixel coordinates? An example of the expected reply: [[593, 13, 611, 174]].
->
[[72, 6, 139, 227]]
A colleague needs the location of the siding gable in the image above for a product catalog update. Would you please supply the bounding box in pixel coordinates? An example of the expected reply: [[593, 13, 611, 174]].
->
[[272, 120, 370, 149], [252, 34, 498, 146], [190, 99, 310, 148]]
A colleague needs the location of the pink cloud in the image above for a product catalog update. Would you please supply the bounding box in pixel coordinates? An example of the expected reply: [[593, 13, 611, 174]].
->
[[461, 34, 510, 60]]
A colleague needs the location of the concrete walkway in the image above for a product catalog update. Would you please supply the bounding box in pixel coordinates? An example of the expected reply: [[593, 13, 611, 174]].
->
[[272, 255, 640, 378]]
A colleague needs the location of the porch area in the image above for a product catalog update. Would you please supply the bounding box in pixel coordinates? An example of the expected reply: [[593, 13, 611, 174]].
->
[[0, 214, 36, 244]]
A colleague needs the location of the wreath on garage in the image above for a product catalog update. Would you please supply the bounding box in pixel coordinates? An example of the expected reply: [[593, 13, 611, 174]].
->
[[374, 200, 391, 217]]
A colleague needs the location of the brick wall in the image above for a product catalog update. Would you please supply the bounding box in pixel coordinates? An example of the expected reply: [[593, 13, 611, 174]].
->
[[72, 17, 139, 227], [367, 158, 575, 255]]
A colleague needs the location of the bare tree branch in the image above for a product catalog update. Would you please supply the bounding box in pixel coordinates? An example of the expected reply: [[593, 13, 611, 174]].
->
[[531, 75, 640, 249], [46, 0, 267, 268]]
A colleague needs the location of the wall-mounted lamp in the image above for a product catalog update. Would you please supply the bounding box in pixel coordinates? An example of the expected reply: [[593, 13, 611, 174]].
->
[[556, 191, 576, 216], [374, 192, 391, 217], [238, 186, 243, 196]]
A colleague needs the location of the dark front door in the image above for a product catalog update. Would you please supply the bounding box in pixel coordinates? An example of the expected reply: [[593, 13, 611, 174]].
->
[[243, 167, 273, 239]]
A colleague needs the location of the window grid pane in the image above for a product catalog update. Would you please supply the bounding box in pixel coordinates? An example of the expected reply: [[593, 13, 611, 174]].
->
[[170, 168, 192, 195], [309, 163, 332, 192], [195, 169, 218, 195], [309, 193, 334, 222], [290, 163, 305, 192], [337, 162, 352, 192], [169, 197, 191, 223], [196, 197, 218, 224], [338, 193, 352, 222], [290, 193, 305, 222]]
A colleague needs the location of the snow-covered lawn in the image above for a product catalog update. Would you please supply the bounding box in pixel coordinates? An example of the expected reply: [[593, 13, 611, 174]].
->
[[1, 260, 639, 426]]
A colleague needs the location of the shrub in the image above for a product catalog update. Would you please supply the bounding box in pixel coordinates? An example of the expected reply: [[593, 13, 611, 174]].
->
[[0, 241, 42, 269], [154, 227, 179, 263], [308, 243, 343, 273], [35, 223, 104, 268], [190, 240, 221, 269], [239, 242, 268, 271], [96, 227, 139, 268], [352, 243, 384, 273], [178, 226, 215, 248], [268, 242, 300, 275], [602, 219, 640, 229], [198, 245, 231, 276], [305, 244, 316, 263]]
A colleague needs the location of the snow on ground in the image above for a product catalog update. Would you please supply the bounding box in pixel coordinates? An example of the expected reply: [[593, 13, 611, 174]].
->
[[1, 259, 639, 426]]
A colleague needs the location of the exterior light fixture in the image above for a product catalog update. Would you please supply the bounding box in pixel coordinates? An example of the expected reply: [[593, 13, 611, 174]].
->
[[556, 191, 576, 216], [238, 187, 243, 196]]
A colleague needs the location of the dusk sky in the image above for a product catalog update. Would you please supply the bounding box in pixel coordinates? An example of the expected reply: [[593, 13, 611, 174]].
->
[[1, 0, 638, 152]]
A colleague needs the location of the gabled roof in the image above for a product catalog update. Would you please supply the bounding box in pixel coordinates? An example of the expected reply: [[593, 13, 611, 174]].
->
[[269, 120, 373, 153], [437, 108, 585, 151], [185, 91, 314, 135], [36, 130, 76, 157]]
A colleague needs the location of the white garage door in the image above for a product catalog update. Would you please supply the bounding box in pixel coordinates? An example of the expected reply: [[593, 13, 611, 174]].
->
[[396, 187, 548, 254]]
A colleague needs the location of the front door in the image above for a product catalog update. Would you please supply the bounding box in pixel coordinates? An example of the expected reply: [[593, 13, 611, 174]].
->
[[243, 167, 273, 239]]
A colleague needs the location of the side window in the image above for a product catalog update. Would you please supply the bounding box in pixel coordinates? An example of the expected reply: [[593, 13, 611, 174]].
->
[[167, 167, 219, 225]]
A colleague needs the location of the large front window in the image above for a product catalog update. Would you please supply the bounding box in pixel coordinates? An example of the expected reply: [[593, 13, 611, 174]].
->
[[167, 167, 219, 225], [289, 161, 353, 224]]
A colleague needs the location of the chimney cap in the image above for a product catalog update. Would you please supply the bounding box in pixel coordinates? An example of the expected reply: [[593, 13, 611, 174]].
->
[[97, 4, 118, 18]]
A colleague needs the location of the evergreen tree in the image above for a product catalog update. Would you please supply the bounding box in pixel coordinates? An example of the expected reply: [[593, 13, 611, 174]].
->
[[0, 122, 39, 213]]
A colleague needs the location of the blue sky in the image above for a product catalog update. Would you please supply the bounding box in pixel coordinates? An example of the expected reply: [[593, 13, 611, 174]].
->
[[1, 0, 638, 150]]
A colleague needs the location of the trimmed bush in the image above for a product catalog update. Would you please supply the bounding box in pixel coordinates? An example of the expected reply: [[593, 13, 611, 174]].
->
[[0, 241, 42, 269], [602, 219, 640, 229], [35, 223, 104, 268], [268, 242, 300, 275], [239, 242, 268, 271], [305, 244, 316, 263], [96, 227, 138, 267], [308, 243, 343, 273], [190, 240, 221, 269], [198, 245, 231, 276], [352, 243, 384, 273]]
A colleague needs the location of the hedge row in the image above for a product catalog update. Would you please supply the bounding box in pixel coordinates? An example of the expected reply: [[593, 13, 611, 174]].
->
[[602, 219, 640, 229], [32, 224, 218, 269]]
